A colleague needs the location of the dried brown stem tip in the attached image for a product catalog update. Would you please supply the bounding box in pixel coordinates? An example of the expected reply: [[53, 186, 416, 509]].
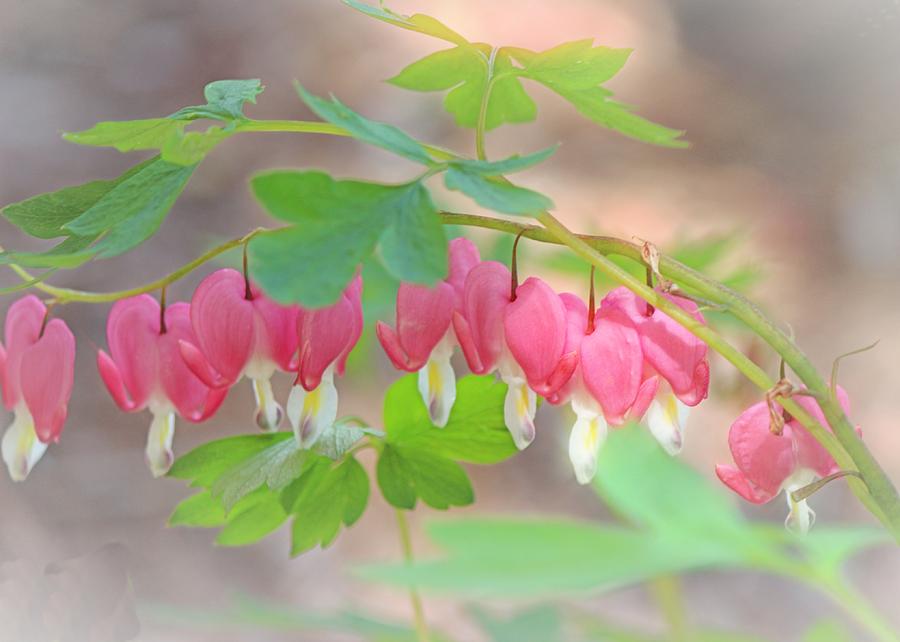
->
[[765, 378, 795, 435]]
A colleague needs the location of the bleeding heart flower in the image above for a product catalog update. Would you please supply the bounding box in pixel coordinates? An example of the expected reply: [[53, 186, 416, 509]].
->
[[715, 387, 852, 534], [550, 292, 658, 484], [97, 295, 228, 477], [454, 264, 575, 450], [179, 268, 298, 431], [377, 238, 480, 427], [1, 296, 75, 481], [601, 286, 710, 455], [288, 275, 363, 448]]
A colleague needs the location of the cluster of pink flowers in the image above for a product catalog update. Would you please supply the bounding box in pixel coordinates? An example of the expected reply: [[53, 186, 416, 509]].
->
[[0, 238, 857, 532], [0, 268, 362, 480], [377, 238, 711, 484]]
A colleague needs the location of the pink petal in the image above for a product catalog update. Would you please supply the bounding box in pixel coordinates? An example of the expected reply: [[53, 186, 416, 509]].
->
[[628, 374, 661, 421], [580, 307, 643, 425], [454, 261, 511, 374], [451, 311, 485, 374], [549, 293, 589, 405], [0, 340, 6, 399], [20, 319, 75, 443], [159, 302, 226, 420], [787, 386, 849, 478], [446, 238, 481, 309], [715, 464, 776, 504], [380, 282, 454, 371], [97, 350, 139, 412], [178, 340, 229, 389], [376, 322, 409, 370], [104, 295, 161, 411], [726, 401, 796, 499], [251, 294, 300, 372], [297, 280, 362, 391], [335, 274, 364, 376], [190, 269, 255, 383], [3, 295, 46, 410]]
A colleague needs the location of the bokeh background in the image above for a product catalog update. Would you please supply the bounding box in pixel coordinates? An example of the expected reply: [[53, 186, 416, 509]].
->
[[1, 0, 899, 640]]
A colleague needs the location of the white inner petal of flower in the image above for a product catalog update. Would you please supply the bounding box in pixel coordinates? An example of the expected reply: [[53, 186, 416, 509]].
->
[[501, 373, 537, 450], [646, 392, 690, 455], [287, 364, 338, 448], [782, 468, 819, 535], [417, 333, 457, 428], [252, 376, 283, 432], [145, 409, 176, 478], [1, 405, 48, 482], [568, 395, 608, 485]]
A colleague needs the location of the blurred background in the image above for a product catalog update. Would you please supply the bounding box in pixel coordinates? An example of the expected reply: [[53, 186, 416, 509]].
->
[[1, 0, 899, 640]]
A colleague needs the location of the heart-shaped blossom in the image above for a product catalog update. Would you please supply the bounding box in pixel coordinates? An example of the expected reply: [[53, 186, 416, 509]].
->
[[288, 275, 363, 448], [454, 264, 575, 449], [601, 286, 710, 454], [715, 387, 852, 534], [179, 268, 298, 431], [97, 295, 228, 477], [550, 292, 658, 484], [1, 296, 75, 481], [377, 238, 480, 427]]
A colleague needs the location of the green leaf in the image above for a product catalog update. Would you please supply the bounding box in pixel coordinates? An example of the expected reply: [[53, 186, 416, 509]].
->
[[295, 83, 433, 164], [357, 518, 732, 596], [313, 421, 366, 460], [389, 45, 536, 130], [161, 125, 231, 165], [0, 235, 98, 269], [249, 171, 447, 306], [376, 444, 474, 510], [342, 0, 468, 45], [2, 156, 157, 239], [470, 605, 564, 642], [509, 40, 632, 90], [450, 146, 557, 175], [216, 492, 288, 547], [444, 167, 552, 216], [593, 424, 757, 558], [210, 435, 310, 511], [383, 374, 516, 464], [287, 456, 370, 555], [63, 158, 195, 237], [201, 79, 264, 119], [63, 119, 186, 153], [168, 432, 293, 488], [168, 490, 227, 528]]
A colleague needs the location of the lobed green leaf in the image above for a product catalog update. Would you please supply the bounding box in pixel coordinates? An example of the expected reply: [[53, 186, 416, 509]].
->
[[249, 171, 447, 307], [376, 444, 473, 510], [444, 167, 553, 216]]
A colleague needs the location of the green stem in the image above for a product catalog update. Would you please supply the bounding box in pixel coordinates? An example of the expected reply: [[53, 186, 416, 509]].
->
[[474, 47, 499, 161], [12, 228, 264, 304], [648, 576, 689, 641], [394, 509, 430, 642]]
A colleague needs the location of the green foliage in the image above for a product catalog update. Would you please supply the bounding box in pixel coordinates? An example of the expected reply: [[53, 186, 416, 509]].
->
[[168, 427, 370, 555], [383, 374, 516, 465], [374, 374, 517, 510], [65, 79, 263, 164], [283, 455, 370, 555], [249, 170, 446, 307], [296, 83, 434, 164], [802, 621, 852, 642], [450, 146, 557, 175], [469, 605, 564, 642], [352, 1, 686, 146], [390, 44, 536, 131], [444, 168, 553, 216], [359, 425, 888, 596], [1, 156, 194, 268]]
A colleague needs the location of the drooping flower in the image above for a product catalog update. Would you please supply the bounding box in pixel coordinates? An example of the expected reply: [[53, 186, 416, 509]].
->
[[288, 275, 363, 448], [376, 238, 480, 427], [601, 286, 710, 454], [453, 263, 576, 449], [715, 387, 852, 534], [97, 295, 228, 477], [550, 292, 658, 484], [1, 296, 75, 481], [179, 268, 298, 431]]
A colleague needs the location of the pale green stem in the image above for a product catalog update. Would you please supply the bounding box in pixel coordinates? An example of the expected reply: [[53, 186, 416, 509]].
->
[[474, 47, 500, 161], [7, 228, 264, 304], [648, 576, 689, 641], [394, 509, 430, 642]]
